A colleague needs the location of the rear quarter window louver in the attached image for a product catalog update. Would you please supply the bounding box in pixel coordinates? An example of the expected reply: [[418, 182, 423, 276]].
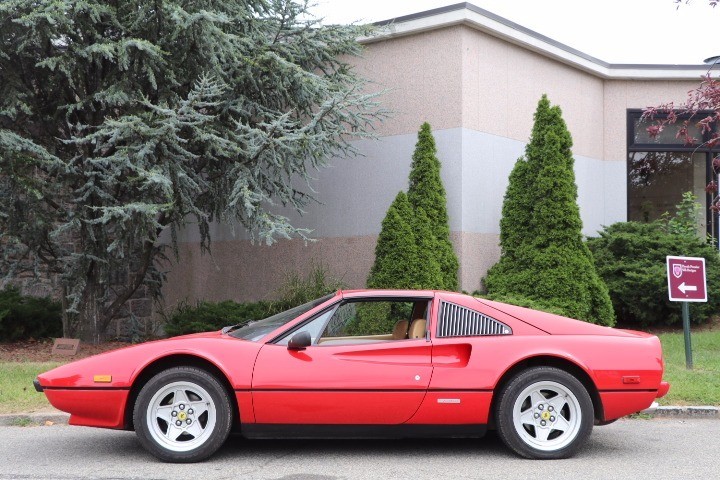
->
[[437, 301, 512, 337]]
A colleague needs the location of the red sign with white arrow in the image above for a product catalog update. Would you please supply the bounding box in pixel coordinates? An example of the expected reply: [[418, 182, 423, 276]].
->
[[666, 256, 707, 302]]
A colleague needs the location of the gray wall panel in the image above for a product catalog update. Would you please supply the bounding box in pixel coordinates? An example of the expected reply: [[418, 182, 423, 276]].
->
[[602, 159, 628, 228], [175, 128, 617, 244], [177, 129, 465, 242], [461, 129, 523, 234]]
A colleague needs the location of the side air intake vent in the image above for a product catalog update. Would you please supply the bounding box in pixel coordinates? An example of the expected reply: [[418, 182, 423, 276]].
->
[[437, 302, 512, 337]]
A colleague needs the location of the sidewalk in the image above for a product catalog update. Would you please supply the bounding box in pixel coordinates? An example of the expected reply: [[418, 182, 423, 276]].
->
[[1, 406, 719, 427]]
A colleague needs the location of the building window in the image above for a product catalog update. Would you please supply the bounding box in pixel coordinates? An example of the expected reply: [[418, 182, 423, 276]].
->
[[627, 110, 716, 241]]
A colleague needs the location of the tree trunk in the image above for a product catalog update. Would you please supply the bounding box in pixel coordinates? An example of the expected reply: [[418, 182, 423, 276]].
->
[[76, 283, 106, 344], [61, 285, 70, 338]]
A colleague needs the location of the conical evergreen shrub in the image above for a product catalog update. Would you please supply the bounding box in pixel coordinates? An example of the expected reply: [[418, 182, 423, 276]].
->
[[411, 207, 444, 289], [367, 192, 419, 289], [485, 95, 615, 326], [407, 122, 459, 290]]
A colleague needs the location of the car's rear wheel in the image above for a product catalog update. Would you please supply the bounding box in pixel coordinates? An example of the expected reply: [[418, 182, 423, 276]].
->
[[495, 366, 593, 459], [133, 366, 232, 462]]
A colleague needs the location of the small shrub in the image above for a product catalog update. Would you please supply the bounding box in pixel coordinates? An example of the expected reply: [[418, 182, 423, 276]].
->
[[272, 262, 345, 311], [587, 221, 720, 326], [0, 286, 62, 341], [660, 191, 703, 238]]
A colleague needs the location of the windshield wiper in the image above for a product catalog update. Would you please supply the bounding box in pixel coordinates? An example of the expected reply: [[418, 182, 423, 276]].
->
[[221, 320, 256, 334]]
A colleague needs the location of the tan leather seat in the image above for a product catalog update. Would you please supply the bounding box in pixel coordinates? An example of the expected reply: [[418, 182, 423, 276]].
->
[[392, 320, 409, 340], [410, 302, 427, 321], [408, 319, 427, 339]]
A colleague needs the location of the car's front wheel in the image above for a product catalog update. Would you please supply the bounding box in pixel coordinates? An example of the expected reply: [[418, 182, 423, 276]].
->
[[133, 366, 232, 462], [495, 366, 594, 459]]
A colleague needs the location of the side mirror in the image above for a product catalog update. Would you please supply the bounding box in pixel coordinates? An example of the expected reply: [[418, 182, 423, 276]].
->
[[287, 331, 311, 351]]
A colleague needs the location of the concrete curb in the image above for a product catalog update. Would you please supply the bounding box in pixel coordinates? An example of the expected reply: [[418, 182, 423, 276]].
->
[[645, 406, 720, 419], [1, 406, 718, 427], [0, 412, 70, 427]]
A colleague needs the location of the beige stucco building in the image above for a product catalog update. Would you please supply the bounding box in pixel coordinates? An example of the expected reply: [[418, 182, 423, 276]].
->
[[163, 3, 711, 306]]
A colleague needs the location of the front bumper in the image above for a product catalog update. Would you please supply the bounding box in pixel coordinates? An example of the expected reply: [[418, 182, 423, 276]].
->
[[43, 388, 129, 429], [657, 381, 670, 399], [33, 378, 43, 392]]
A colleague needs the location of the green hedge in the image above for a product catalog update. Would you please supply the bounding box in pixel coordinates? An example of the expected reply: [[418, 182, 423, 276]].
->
[[0, 286, 62, 341], [163, 300, 277, 336], [587, 221, 720, 326]]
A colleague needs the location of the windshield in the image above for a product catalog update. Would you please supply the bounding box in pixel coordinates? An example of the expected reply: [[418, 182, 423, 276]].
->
[[229, 293, 336, 341]]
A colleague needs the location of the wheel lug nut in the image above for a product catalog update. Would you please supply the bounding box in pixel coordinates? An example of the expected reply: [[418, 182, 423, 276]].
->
[[534, 413, 540, 419], [188, 408, 194, 415], [175, 420, 182, 426], [538, 404, 544, 410], [550, 416, 556, 422], [186, 419, 192, 425], [548, 406, 554, 412], [179, 404, 185, 410], [540, 420, 546, 426], [171, 411, 177, 417]]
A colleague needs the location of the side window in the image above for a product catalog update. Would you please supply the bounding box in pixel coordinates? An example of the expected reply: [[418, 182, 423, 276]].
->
[[276, 299, 430, 346], [323, 302, 358, 337], [436, 301, 512, 337], [275, 307, 335, 346]]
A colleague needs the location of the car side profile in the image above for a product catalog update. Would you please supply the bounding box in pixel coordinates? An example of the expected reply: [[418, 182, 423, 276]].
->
[[35, 290, 669, 462]]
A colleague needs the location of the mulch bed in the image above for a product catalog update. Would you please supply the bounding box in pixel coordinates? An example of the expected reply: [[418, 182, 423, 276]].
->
[[0, 339, 130, 363]]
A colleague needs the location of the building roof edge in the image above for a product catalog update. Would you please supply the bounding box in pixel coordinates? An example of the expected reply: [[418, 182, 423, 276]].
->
[[364, 2, 709, 80]]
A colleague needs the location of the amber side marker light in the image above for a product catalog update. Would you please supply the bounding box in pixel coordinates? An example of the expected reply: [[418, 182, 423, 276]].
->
[[622, 376, 641, 385], [93, 375, 112, 383]]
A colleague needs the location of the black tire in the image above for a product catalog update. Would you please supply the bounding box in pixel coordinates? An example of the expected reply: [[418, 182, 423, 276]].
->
[[495, 366, 594, 459], [133, 366, 232, 462]]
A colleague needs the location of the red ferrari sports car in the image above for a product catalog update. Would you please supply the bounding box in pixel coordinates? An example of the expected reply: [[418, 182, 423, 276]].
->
[[35, 290, 669, 462]]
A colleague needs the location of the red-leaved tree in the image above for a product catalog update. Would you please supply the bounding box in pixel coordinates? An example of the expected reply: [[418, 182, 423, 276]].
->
[[644, 77, 720, 211], [643, 1, 720, 212]]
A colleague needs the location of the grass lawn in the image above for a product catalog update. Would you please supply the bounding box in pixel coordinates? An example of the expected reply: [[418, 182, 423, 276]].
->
[[0, 362, 60, 414], [657, 329, 720, 406]]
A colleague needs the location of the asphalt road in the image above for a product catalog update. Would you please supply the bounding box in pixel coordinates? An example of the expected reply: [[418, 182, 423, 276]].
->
[[0, 418, 716, 480]]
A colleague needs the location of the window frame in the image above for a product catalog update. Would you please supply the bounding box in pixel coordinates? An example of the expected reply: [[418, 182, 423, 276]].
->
[[626, 109, 715, 153], [626, 109, 718, 243], [270, 296, 433, 347]]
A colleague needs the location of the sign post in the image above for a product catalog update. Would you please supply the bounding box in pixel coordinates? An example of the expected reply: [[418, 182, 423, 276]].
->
[[666, 256, 707, 370], [681, 302, 692, 369]]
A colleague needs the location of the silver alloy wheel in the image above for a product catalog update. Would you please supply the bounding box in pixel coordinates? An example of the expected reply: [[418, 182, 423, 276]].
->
[[512, 380, 582, 452], [146, 381, 217, 453]]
